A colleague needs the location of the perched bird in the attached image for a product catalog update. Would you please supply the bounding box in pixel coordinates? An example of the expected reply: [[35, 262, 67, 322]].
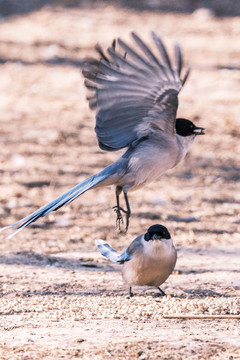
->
[[96, 224, 177, 297], [1, 31, 204, 237]]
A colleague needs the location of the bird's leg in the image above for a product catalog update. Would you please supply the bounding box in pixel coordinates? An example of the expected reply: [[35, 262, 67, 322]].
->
[[112, 187, 126, 231], [112, 188, 131, 232], [129, 286, 133, 298], [123, 192, 131, 231], [157, 287, 166, 297]]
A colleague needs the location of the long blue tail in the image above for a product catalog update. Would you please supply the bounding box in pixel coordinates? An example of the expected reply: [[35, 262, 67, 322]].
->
[[1, 164, 116, 238]]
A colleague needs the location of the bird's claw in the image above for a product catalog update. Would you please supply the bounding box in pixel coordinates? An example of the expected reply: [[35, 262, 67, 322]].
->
[[112, 206, 127, 232]]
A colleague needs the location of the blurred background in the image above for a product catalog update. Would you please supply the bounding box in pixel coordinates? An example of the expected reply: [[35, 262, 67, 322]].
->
[[1, 0, 240, 17], [0, 0, 239, 251], [0, 2, 240, 358]]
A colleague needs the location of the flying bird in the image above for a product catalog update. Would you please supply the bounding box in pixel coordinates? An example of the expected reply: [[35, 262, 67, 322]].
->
[[96, 224, 177, 297], [1, 31, 204, 237]]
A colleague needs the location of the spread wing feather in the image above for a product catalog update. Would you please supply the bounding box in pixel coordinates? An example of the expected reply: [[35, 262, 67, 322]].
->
[[82, 31, 190, 151]]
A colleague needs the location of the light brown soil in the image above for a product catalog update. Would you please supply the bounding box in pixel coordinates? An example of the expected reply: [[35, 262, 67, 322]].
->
[[0, 4, 240, 359]]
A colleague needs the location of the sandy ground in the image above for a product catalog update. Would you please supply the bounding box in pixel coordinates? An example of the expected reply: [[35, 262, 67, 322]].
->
[[0, 4, 240, 359]]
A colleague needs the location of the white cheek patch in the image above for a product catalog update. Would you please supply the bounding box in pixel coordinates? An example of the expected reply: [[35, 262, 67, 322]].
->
[[143, 238, 173, 259]]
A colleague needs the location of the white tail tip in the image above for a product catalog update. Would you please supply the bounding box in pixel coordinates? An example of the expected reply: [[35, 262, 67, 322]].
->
[[95, 239, 105, 246]]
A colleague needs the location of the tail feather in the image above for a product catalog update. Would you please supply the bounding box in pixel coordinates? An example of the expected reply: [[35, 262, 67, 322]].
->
[[1, 169, 112, 238], [95, 239, 121, 264], [96, 240, 132, 264]]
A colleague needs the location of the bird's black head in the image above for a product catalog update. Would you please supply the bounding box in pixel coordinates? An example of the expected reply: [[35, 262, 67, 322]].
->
[[176, 118, 205, 137], [144, 224, 171, 241]]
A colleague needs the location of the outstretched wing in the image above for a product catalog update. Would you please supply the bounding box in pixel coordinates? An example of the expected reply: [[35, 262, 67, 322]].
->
[[83, 31, 190, 151]]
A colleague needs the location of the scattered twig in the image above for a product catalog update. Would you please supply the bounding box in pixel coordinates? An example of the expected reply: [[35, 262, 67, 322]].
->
[[163, 314, 240, 319]]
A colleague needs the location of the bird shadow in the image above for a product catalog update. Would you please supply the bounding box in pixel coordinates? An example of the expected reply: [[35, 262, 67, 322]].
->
[[182, 288, 231, 298], [0, 250, 119, 272]]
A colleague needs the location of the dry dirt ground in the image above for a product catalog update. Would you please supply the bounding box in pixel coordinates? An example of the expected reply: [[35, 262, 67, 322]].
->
[[0, 4, 240, 360]]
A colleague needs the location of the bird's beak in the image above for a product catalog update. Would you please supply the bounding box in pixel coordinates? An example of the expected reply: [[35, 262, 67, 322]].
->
[[152, 234, 162, 240], [193, 126, 205, 135]]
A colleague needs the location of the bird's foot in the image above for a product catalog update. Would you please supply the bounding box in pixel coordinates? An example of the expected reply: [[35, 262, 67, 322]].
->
[[112, 206, 127, 233], [156, 287, 166, 297], [127, 287, 133, 298]]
